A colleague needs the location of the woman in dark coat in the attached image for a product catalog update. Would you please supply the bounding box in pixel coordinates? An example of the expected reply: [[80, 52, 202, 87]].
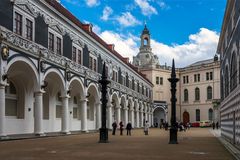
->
[[126, 122, 132, 136], [119, 121, 124, 135]]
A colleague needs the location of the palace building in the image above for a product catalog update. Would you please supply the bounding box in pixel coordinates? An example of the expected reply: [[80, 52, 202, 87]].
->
[[217, 0, 240, 146], [0, 0, 153, 137], [133, 24, 220, 126]]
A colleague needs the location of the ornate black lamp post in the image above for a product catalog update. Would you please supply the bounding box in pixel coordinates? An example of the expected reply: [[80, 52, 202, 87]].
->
[[168, 59, 179, 144], [98, 62, 110, 143]]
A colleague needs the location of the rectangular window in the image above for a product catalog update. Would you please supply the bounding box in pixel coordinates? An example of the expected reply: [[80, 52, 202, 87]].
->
[[194, 74, 200, 82], [156, 77, 159, 85], [198, 74, 200, 82], [160, 77, 163, 85], [194, 74, 197, 82], [78, 49, 82, 64], [26, 19, 33, 40], [56, 105, 62, 118], [48, 32, 54, 52], [5, 99, 17, 116], [72, 46, 77, 62], [206, 72, 209, 81], [186, 76, 189, 83], [15, 12, 22, 35], [93, 59, 97, 72], [210, 72, 213, 80], [56, 37, 62, 55], [89, 56, 93, 69], [183, 76, 186, 84], [73, 108, 78, 119]]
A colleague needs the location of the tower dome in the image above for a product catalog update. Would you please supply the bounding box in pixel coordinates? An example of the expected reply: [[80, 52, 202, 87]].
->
[[133, 24, 159, 68]]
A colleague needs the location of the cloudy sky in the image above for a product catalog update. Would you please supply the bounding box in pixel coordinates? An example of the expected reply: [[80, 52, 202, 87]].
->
[[59, 0, 226, 67]]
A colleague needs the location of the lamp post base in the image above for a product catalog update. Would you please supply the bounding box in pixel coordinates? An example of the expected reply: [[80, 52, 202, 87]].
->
[[99, 128, 109, 143], [169, 127, 178, 144]]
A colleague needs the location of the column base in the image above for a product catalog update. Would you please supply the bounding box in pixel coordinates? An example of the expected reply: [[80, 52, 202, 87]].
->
[[99, 128, 109, 143], [35, 133, 46, 137], [0, 135, 9, 140], [62, 131, 71, 135], [81, 130, 89, 133], [169, 128, 178, 144]]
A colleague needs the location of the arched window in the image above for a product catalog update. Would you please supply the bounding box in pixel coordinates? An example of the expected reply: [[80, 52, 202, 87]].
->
[[195, 87, 200, 101], [225, 66, 229, 97], [5, 81, 18, 117], [207, 86, 212, 100], [230, 53, 237, 91], [144, 38, 148, 45], [196, 109, 200, 121], [208, 108, 213, 121], [184, 89, 188, 102]]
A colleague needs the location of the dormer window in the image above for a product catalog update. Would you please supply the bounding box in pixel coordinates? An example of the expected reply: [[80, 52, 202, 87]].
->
[[56, 37, 62, 55], [89, 55, 97, 72], [72, 45, 83, 65], [49, 32, 54, 52], [13, 7, 35, 41], [26, 19, 33, 40], [48, 28, 63, 55], [14, 12, 22, 35]]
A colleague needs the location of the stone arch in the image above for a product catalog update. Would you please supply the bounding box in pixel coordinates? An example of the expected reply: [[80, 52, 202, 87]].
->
[[7, 56, 38, 90], [5, 58, 39, 134], [111, 91, 120, 123], [87, 83, 100, 130], [120, 95, 127, 124], [68, 77, 85, 131], [153, 105, 167, 127], [42, 69, 65, 132]]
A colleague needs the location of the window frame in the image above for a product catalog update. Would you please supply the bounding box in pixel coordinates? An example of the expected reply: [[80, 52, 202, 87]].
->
[[207, 86, 213, 100], [48, 28, 63, 55], [13, 7, 35, 41], [89, 54, 97, 72], [72, 44, 83, 65]]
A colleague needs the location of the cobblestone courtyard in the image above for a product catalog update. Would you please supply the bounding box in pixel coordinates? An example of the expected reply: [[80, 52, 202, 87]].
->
[[0, 128, 235, 160]]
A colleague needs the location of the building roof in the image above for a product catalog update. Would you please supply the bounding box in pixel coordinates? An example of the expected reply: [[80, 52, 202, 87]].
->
[[44, 0, 153, 86], [187, 59, 214, 67]]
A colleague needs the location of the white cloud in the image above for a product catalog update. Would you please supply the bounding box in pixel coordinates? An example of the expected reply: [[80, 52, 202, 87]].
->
[[116, 12, 141, 27], [157, 1, 170, 10], [85, 0, 100, 7], [98, 28, 219, 68], [134, 0, 158, 16], [99, 31, 139, 62], [101, 6, 113, 21], [151, 28, 219, 67]]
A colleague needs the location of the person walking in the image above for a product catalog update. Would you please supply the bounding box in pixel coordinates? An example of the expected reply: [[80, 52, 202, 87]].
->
[[144, 121, 149, 135], [119, 121, 124, 135], [216, 122, 219, 130], [112, 121, 117, 135], [126, 121, 132, 136], [212, 122, 215, 130]]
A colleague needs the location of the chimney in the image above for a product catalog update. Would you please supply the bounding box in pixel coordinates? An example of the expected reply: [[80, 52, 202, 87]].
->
[[82, 24, 93, 33], [107, 44, 115, 51], [123, 57, 129, 63]]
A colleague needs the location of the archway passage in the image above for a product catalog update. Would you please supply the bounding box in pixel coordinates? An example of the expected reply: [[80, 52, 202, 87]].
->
[[153, 107, 165, 127], [183, 111, 190, 125]]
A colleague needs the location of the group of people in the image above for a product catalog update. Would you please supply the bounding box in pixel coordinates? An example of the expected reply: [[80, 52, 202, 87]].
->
[[112, 121, 150, 136]]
